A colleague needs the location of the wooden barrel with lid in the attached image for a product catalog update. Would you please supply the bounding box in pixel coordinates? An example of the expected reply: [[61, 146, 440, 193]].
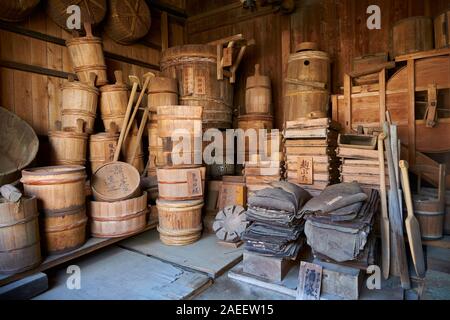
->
[[434, 9, 450, 49], [0, 0, 40, 22], [392, 16, 434, 58], [284, 87, 329, 121], [61, 75, 99, 133], [245, 64, 272, 115], [99, 71, 129, 131], [148, 77, 178, 113], [156, 199, 203, 246], [287, 43, 330, 86], [157, 166, 206, 201], [21, 165, 87, 254], [160, 45, 234, 129], [89, 131, 119, 173], [49, 121, 88, 166], [66, 24, 108, 86], [104, 0, 151, 45], [0, 196, 41, 274], [88, 192, 148, 238]]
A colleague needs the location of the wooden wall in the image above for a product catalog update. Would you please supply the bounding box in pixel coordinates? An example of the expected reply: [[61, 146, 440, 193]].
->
[[186, 0, 450, 129], [0, 2, 185, 137]]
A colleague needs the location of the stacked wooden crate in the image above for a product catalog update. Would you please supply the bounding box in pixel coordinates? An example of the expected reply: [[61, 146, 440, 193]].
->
[[284, 118, 340, 195], [243, 153, 283, 199]]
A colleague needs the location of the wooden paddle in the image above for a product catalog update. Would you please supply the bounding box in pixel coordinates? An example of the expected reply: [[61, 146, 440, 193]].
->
[[113, 75, 140, 161], [378, 133, 390, 280], [399, 160, 426, 278], [383, 122, 410, 289]]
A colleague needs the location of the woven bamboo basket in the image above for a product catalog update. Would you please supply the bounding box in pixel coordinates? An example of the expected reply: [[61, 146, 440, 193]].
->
[[46, 0, 106, 31], [0, 0, 40, 22]]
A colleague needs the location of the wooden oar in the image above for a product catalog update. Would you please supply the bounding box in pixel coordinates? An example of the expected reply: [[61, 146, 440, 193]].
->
[[399, 160, 426, 278], [378, 133, 390, 280], [383, 122, 410, 289], [113, 75, 140, 161]]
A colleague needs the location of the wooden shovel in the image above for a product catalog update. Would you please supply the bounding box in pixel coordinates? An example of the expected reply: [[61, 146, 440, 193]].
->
[[123, 72, 155, 144], [113, 75, 140, 161], [378, 133, 390, 280], [399, 160, 426, 278]]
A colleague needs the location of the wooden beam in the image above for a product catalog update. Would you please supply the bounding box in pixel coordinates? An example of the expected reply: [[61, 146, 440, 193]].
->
[[395, 47, 450, 62], [344, 74, 352, 133], [0, 60, 76, 79], [161, 11, 169, 51], [407, 60, 416, 165]]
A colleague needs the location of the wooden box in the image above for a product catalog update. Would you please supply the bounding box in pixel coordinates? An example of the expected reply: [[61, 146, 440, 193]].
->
[[243, 251, 294, 282]]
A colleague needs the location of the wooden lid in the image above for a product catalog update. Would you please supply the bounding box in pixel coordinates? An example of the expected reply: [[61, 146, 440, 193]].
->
[[246, 64, 271, 89], [21, 165, 87, 185], [295, 42, 319, 52], [148, 77, 178, 93], [91, 161, 140, 202]]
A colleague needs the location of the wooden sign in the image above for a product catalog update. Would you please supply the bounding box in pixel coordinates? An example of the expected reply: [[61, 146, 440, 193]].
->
[[296, 261, 322, 300], [223, 47, 233, 67], [186, 169, 202, 197], [194, 76, 206, 95], [297, 157, 313, 185]]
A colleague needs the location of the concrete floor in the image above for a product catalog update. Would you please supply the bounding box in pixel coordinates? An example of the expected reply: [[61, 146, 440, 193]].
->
[[32, 237, 450, 300]]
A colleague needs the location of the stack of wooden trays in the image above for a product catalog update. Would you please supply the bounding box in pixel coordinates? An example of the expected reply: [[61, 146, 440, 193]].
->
[[284, 118, 340, 196], [244, 154, 283, 199]]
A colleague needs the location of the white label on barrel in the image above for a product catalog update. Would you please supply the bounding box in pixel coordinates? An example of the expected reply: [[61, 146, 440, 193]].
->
[[187, 169, 202, 196], [194, 76, 206, 95], [183, 67, 194, 94]]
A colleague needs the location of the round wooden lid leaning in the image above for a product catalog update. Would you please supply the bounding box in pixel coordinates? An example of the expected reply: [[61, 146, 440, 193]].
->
[[91, 161, 141, 202]]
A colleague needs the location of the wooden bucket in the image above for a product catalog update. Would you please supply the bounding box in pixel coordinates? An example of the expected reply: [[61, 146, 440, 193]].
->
[[392, 16, 434, 58], [284, 87, 329, 121], [245, 64, 272, 115], [161, 45, 234, 129], [99, 71, 128, 131], [21, 165, 88, 254], [91, 161, 141, 202], [0, 107, 39, 186], [414, 195, 445, 240], [89, 132, 119, 173], [104, 0, 151, 45], [148, 77, 178, 113], [49, 122, 88, 166], [157, 166, 206, 201], [434, 9, 450, 49], [0, 196, 41, 274], [0, 0, 40, 22], [88, 192, 148, 238], [61, 77, 99, 133], [420, 187, 450, 235], [46, 0, 106, 31], [287, 44, 330, 87], [156, 199, 203, 246], [157, 105, 203, 138], [147, 112, 166, 168], [66, 24, 108, 86]]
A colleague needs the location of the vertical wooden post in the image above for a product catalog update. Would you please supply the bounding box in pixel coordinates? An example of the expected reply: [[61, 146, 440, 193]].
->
[[344, 74, 352, 133], [217, 44, 223, 80], [379, 68, 386, 127], [407, 60, 416, 165], [161, 12, 169, 51]]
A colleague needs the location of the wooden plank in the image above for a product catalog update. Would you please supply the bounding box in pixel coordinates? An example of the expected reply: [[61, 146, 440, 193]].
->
[[161, 12, 169, 51], [379, 69, 386, 127], [337, 147, 379, 160], [344, 74, 352, 133], [395, 47, 450, 62], [407, 60, 416, 165], [0, 222, 157, 287], [0, 273, 48, 300]]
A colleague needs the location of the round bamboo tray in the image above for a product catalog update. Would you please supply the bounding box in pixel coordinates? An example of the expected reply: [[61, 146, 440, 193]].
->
[[104, 0, 151, 45], [157, 199, 203, 246], [0, 0, 40, 22], [0, 107, 39, 185], [91, 161, 141, 202], [88, 192, 148, 238], [157, 166, 206, 201], [0, 196, 41, 274]]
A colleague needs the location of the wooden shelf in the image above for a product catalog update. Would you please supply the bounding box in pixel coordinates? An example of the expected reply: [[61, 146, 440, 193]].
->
[[0, 221, 158, 287]]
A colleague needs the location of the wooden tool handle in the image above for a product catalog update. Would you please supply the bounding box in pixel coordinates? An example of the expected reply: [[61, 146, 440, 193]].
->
[[84, 22, 93, 37], [399, 160, 414, 219], [128, 107, 150, 164], [254, 64, 260, 76], [114, 70, 123, 84], [378, 133, 388, 219]]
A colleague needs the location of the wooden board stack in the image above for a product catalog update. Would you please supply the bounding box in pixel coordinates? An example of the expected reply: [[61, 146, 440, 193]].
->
[[284, 118, 341, 195], [243, 153, 283, 199]]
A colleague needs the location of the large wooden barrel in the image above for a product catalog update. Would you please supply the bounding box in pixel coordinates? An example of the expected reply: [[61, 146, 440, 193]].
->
[[148, 77, 178, 113], [104, 0, 151, 45], [392, 16, 434, 58], [245, 64, 272, 115], [49, 125, 88, 166], [157, 199, 203, 246], [47, 0, 106, 31], [237, 114, 274, 130], [61, 78, 99, 133], [0, 107, 39, 185], [0, 0, 40, 22], [89, 132, 118, 173], [99, 71, 128, 131], [157, 166, 206, 201], [284, 87, 329, 121], [0, 196, 41, 274], [161, 45, 234, 129], [92, 161, 141, 202], [21, 166, 87, 254], [66, 25, 108, 86], [88, 192, 148, 238], [434, 9, 450, 49]]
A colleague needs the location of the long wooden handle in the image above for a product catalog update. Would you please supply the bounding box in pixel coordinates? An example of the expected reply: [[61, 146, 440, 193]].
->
[[114, 81, 139, 161], [399, 160, 414, 219], [128, 106, 150, 163], [378, 133, 388, 219]]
